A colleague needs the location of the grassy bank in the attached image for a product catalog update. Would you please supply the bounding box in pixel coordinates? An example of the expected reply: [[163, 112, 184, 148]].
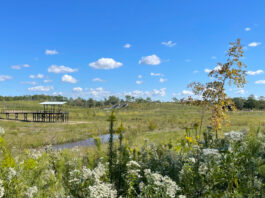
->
[[0, 101, 264, 151]]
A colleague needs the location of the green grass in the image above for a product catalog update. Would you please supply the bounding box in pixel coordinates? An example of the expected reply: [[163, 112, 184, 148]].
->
[[0, 101, 265, 151]]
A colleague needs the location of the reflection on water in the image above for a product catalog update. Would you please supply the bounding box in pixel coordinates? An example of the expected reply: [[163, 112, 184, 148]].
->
[[52, 134, 118, 150]]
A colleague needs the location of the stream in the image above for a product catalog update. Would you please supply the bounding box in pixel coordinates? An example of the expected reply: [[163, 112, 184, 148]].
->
[[52, 134, 118, 150]]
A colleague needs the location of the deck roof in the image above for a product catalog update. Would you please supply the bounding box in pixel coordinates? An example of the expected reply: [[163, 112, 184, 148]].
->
[[39, 102, 67, 105]]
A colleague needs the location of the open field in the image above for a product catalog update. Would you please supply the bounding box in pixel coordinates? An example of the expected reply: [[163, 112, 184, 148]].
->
[[0, 101, 265, 151]]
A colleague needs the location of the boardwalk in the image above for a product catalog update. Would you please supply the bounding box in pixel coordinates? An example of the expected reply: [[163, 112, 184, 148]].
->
[[0, 101, 69, 123], [0, 110, 69, 122]]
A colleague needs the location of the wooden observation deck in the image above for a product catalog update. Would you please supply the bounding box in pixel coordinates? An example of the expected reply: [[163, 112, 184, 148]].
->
[[0, 101, 69, 123]]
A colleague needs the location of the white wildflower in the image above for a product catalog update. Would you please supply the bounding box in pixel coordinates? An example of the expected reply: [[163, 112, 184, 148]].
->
[[29, 149, 43, 160], [141, 169, 180, 198], [7, 167, 16, 181], [224, 131, 244, 141], [0, 127, 5, 135], [92, 162, 106, 180], [89, 183, 117, 198], [179, 195, 186, 198], [25, 186, 38, 198], [0, 180, 4, 198], [82, 166, 92, 180], [126, 160, 141, 168], [189, 157, 196, 163], [202, 148, 220, 157]]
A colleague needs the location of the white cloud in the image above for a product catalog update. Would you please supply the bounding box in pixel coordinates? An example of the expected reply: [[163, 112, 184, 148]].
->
[[48, 65, 78, 74], [29, 74, 44, 79], [245, 27, 251, 31], [248, 42, 261, 47], [255, 80, 265, 84], [161, 40, 176, 47], [11, 64, 30, 70], [53, 92, 63, 96], [150, 72, 163, 77], [185, 59, 191, 62], [136, 80, 143, 85], [193, 70, 199, 74], [138, 75, 142, 79], [20, 81, 37, 85], [139, 54, 161, 65], [28, 86, 54, 92], [124, 43, 131, 48], [235, 88, 246, 95], [159, 78, 167, 83], [0, 75, 12, 82], [92, 78, 105, 82], [125, 88, 166, 97], [43, 79, 53, 83], [246, 70, 264, 75], [211, 56, 217, 59], [45, 49, 59, 55], [61, 74, 77, 84], [88, 87, 110, 98], [89, 58, 123, 70], [182, 90, 194, 95], [73, 87, 83, 92], [204, 64, 222, 73]]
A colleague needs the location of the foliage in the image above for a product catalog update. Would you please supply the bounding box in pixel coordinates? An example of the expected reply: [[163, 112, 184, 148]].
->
[[189, 39, 247, 138]]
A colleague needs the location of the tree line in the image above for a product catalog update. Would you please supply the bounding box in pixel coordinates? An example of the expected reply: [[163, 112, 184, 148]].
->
[[0, 94, 264, 110]]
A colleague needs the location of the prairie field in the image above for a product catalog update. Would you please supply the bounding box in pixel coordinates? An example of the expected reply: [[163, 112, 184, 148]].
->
[[0, 101, 264, 150]]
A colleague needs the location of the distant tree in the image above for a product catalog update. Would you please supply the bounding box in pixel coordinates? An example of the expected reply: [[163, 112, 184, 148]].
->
[[172, 97, 179, 103], [189, 39, 247, 138], [244, 96, 257, 110], [146, 97, 152, 103], [107, 96, 120, 105], [232, 97, 245, 110], [125, 95, 132, 103]]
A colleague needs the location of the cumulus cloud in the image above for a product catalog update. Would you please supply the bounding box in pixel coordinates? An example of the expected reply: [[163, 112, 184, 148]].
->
[[53, 92, 63, 96], [11, 64, 30, 70], [73, 87, 83, 92], [182, 90, 194, 95], [28, 86, 54, 92], [45, 49, 59, 55], [0, 75, 12, 82], [255, 80, 265, 84], [61, 74, 77, 83], [87, 87, 111, 98], [138, 75, 142, 79], [150, 72, 163, 77], [43, 79, 53, 83], [20, 81, 37, 85], [89, 58, 123, 70], [235, 88, 246, 95], [246, 70, 264, 75], [245, 27, 251, 31], [136, 80, 143, 85], [204, 64, 222, 73], [124, 43, 131, 48], [139, 54, 161, 65], [161, 40, 176, 47], [48, 65, 78, 73], [29, 74, 44, 79], [248, 42, 261, 47], [159, 78, 167, 83], [125, 88, 166, 97], [92, 78, 105, 82]]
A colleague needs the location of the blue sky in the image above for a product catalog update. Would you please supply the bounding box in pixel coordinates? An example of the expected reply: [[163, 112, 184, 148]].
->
[[1, 0, 265, 101]]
